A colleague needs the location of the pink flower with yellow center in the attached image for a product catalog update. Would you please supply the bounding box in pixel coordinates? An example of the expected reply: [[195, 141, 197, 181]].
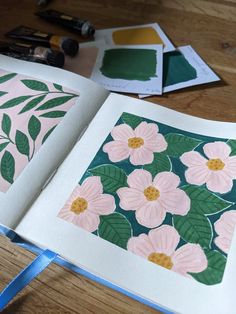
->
[[128, 225, 208, 276], [103, 122, 167, 166], [58, 176, 115, 232], [180, 141, 236, 194], [117, 169, 190, 228], [214, 210, 236, 254]]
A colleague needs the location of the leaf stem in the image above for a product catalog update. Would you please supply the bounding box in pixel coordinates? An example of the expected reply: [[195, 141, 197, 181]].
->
[[0, 134, 14, 144]]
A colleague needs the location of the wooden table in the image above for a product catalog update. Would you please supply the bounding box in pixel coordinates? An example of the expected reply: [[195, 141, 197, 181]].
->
[[0, 0, 235, 313]]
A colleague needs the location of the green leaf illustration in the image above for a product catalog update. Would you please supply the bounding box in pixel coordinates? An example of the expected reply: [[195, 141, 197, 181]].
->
[[164, 133, 202, 157], [121, 112, 142, 129], [42, 125, 57, 144], [36, 95, 76, 111], [190, 250, 227, 285], [182, 185, 233, 215], [28, 115, 41, 141], [0, 142, 9, 152], [227, 139, 236, 156], [1, 113, 11, 136], [0, 91, 7, 97], [173, 212, 212, 249], [89, 164, 128, 194], [0, 95, 32, 109], [39, 110, 66, 118], [53, 83, 63, 91], [15, 130, 30, 157], [0, 151, 15, 184], [21, 79, 49, 91], [19, 95, 46, 114], [0, 73, 17, 84], [144, 152, 171, 176], [98, 213, 132, 249]]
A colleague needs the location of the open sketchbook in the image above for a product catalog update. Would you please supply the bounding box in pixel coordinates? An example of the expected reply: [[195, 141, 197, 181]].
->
[[0, 55, 235, 314]]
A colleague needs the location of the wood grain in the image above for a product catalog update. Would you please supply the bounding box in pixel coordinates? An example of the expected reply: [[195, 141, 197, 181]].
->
[[0, 0, 235, 313]]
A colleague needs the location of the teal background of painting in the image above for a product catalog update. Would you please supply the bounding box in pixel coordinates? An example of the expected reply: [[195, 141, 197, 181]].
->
[[79, 113, 236, 257]]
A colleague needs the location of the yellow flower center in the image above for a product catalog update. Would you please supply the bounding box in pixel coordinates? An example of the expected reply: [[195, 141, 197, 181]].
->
[[128, 137, 144, 149], [144, 186, 160, 201], [207, 158, 225, 171], [148, 252, 173, 270], [70, 197, 88, 214]]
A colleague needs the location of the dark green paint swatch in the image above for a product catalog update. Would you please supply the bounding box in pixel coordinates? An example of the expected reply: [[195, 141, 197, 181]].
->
[[163, 51, 197, 87], [100, 48, 157, 81]]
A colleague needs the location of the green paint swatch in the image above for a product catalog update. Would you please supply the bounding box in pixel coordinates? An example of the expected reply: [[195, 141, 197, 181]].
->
[[100, 48, 157, 81], [163, 51, 197, 87]]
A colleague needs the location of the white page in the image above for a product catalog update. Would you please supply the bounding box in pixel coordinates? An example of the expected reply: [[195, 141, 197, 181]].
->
[[16, 93, 236, 314], [0, 55, 109, 229]]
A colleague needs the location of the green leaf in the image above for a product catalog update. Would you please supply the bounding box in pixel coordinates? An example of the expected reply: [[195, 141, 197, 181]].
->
[[0, 142, 9, 152], [181, 185, 233, 215], [165, 133, 202, 157], [19, 95, 46, 114], [144, 152, 171, 176], [36, 96, 75, 111], [39, 111, 66, 118], [98, 213, 132, 249], [21, 79, 49, 91], [1, 113, 11, 136], [173, 211, 212, 249], [121, 112, 142, 129], [28, 116, 41, 141], [0, 73, 17, 84], [15, 130, 30, 157], [89, 164, 128, 194], [0, 91, 7, 97], [0, 95, 32, 109], [0, 151, 15, 184], [53, 83, 63, 91], [190, 250, 227, 285], [227, 139, 236, 156], [42, 125, 57, 144]]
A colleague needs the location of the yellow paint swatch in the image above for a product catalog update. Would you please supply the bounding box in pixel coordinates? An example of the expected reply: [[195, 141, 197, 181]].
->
[[112, 27, 164, 45]]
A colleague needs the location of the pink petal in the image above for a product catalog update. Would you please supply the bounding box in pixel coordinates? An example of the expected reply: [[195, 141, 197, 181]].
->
[[80, 176, 103, 201], [214, 236, 231, 254], [203, 141, 231, 160], [159, 189, 190, 216], [135, 202, 166, 228], [184, 166, 210, 185], [88, 194, 115, 215], [103, 141, 130, 162], [58, 209, 75, 223], [130, 146, 154, 165], [117, 187, 146, 211], [144, 133, 168, 153], [72, 211, 100, 232], [148, 225, 180, 256], [127, 234, 154, 258], [172, 243, 208, 274], [127, 169, 152, 190], [111, 123, 135, 141], [206, 171, 233, 193], [135, 122, 159, 138], [153, 172, 180, 192], [225, 156, 236, 178], [180, 151, 207, 167], [214, 210, 236, 238]]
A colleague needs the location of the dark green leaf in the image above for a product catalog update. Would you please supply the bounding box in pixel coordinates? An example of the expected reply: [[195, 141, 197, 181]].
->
[[121, 112, 142, 129], [0, 91, 7, 97], [28, 116, 41, 141], [21, 79, 49, 91], [165, 133, 202, 157], [19, 95, 46, 114], [1, 113, 11, 136], [0, 73, 17, 84], [0, 151, 15, 184], [36, 95, 75, 111], [89, 164, 127, 194], [181, 185, 232, 215], [144, 152, 171, 176], [0, 142, 9, 152], [39, 111, 66, 118], [53, 83, 63, 91], [227, 139, 236, 156], [42, 125, 57, 144], [173, 211, 212, 249], [0, 95, 32, 109], [190, 250, 227, 285], [98, 213, 132, 249], [15, 130, 30, 157]]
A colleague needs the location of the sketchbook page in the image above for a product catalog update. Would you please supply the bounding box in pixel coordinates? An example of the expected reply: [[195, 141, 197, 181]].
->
[[0, 55, 109, 229], [16, 93, 236, 314]]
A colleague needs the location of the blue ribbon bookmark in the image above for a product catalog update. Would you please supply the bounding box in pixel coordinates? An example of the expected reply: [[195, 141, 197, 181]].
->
[[0, 249, 57, 311]]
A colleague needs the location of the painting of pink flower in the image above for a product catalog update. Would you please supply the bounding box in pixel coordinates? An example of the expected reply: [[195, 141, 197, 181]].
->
[[117, 169, 190, 228], [180, 141, 236, 194], [58, 176, 115, 232], [103, 122, 167, 165], [214, 210, 236, 254], [128, 225, 207, 276]]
